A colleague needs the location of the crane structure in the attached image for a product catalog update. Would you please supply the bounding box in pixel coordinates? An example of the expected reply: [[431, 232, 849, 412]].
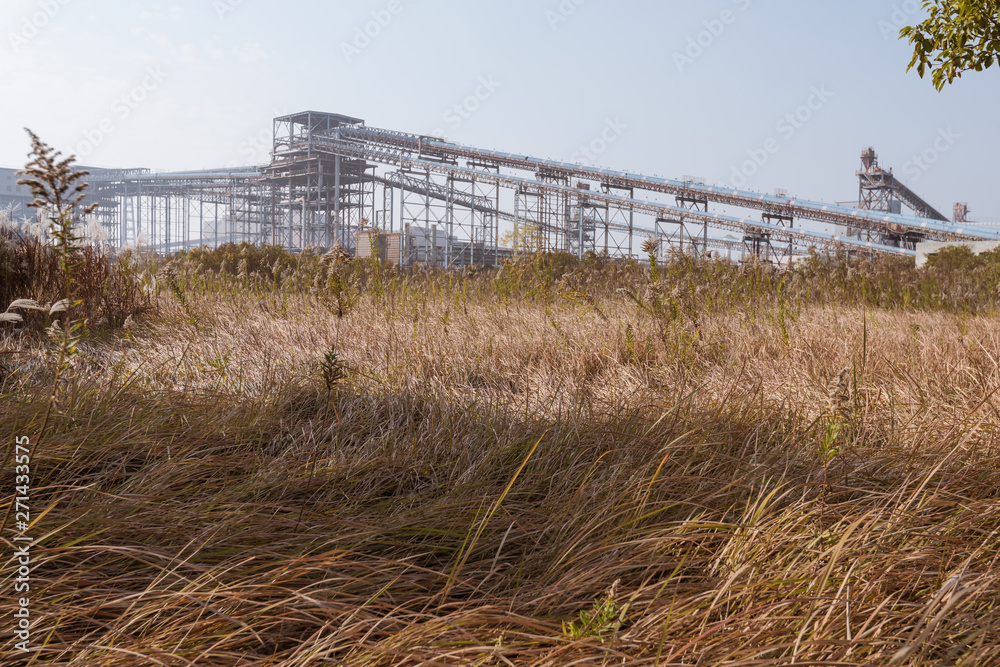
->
[[77, 111, 1000, 264]]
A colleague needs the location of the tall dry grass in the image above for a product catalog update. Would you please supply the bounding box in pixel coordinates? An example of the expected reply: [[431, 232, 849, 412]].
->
[[2, 247, 1000, 665], [1, 213, 152, 331]]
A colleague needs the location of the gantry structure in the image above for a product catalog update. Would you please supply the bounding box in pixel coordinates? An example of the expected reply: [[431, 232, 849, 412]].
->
[[75, 112, 1000, 263], [853, 147, 951, 249]]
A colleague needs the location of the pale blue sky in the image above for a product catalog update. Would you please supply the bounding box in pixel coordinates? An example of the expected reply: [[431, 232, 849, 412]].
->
[[2, 0, 998, 219]]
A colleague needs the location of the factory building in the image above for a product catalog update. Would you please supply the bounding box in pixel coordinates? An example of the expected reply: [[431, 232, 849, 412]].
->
[[0, 167, 35, 221]]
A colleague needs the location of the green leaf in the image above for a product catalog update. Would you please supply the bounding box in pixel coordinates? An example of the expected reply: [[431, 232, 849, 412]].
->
[[900, 0, 1000, 88]]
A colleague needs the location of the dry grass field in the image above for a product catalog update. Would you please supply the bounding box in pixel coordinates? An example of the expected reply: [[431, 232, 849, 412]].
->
[[4, 231, 1000, 665]]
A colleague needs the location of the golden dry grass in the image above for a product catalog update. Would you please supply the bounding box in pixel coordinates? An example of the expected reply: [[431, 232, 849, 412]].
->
[[3, 253, 1000, 665]]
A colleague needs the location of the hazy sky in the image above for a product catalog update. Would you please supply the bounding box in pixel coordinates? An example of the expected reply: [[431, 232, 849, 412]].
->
[[2, 0, 998, 219]]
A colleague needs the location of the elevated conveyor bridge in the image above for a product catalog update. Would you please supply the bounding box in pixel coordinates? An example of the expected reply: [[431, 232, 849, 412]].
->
[[83, 111, 999, 263]]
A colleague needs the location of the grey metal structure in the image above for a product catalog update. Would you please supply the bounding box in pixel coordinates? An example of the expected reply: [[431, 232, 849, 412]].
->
[[264, 112, 375, 252], [79, 112, 1000, 262], [87, 167, 272, 250], [856, 147, 950, 249]]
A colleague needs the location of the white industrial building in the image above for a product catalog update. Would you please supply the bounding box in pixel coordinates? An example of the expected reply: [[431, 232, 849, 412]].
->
[[0, 167, 35, 221]]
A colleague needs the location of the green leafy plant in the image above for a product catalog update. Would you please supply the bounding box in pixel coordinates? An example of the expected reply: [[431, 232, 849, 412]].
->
[[325, 272, 358, 320], [562, 580, 629, 641], [900, 0, 1000, 90], [320, 347, 346, 392], [362, 220, 388, 302], [642, 237, 660, 283], [819, 415, 842, 467], [624, 323, 636, 361]]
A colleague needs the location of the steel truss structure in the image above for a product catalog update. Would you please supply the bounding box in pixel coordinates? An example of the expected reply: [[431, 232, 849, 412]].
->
[[265, 112, 375, 252], [87, 167, 272, 250], [855, 147, 950, 249], [83, 112, 1000, 262]]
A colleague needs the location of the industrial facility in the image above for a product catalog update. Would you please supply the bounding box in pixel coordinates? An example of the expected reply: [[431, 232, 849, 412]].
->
[[0, 167, 35, 221], [5, 111, 1000, 265]]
